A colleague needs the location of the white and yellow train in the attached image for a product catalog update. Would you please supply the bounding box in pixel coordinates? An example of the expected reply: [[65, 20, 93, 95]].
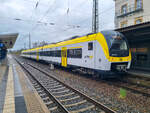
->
[[21, 30, 131, 78]]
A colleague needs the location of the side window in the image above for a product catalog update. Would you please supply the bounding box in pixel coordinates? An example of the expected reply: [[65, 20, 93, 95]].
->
[[88, 42, 93, 50], [57, 50, 61, 57], [67, 48, 82, 58]]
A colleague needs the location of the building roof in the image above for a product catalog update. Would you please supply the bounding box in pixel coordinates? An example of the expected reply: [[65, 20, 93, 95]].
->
[[0, 33, 19, 49]]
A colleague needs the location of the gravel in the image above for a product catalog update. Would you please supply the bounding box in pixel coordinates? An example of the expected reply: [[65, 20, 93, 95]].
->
[[19, 57, 150, 113]]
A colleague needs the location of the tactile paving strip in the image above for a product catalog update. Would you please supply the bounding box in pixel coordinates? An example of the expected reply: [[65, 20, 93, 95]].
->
[[2, 66, 15, 113]]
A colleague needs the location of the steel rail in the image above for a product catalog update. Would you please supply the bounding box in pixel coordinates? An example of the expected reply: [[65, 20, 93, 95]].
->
[[108, 81, 150, 97], [26, 63, 116, 113], [15, 59, 70, 113]]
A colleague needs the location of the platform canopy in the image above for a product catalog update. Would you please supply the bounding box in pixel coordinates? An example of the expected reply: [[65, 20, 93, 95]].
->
[[115, 21, 150, 43], [0, 33, 19, 49]]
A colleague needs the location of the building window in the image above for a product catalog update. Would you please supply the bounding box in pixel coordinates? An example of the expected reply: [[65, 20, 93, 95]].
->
[[121, 4, 127, 14], [135, 0, 143, 9], [135, 17, 143, 24], [120, 21, 127, 28]]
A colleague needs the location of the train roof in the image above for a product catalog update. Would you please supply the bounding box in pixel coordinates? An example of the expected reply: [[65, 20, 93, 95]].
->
[[22, 31, 116, 53]]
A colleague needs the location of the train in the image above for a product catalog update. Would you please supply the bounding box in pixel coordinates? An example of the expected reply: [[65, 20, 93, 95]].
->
[[21, 30, 131, 79]]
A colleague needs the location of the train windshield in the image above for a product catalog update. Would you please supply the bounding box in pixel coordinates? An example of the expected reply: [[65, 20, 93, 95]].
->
[[101, 31, 129, 57]]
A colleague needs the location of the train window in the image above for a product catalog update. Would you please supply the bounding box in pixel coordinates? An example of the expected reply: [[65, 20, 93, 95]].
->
[[39, 52, 41, 56], [67, 48, 82, 58], [49, 51, 51, 56], [45, 51, 49, 56], [47, 51, 50, 56], [74, 49, 82, 57], [68, 49, 74, 57], [55, 50, 61, 57], [52, 51, 55, 57], [88, 42, 93, 50]]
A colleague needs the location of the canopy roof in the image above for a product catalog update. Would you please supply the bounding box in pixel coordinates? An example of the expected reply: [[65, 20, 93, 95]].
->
[[0, 33, 18, 49], [115, 22, 150, 43]]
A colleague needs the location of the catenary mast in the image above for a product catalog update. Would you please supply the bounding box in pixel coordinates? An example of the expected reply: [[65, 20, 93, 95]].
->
[[92, 0, 99, 33]]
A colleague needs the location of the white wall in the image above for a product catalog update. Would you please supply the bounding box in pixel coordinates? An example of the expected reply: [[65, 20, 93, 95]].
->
[[114, 0, 150, 29]]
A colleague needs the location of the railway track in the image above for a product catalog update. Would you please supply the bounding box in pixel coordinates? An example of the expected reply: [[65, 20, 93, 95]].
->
[[106, 80, 150, 97], [34, 60, 150, 97], [18, 57, 150, 98], [34, 61, 150, 98], [16, 58, 116, 113]]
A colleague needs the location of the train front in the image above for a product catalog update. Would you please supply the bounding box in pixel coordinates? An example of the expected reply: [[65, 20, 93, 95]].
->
[[101, 30, 131, 74]]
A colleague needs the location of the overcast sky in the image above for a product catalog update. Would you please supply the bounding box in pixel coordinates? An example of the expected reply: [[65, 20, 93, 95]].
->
[[0, 0, 115, 50]]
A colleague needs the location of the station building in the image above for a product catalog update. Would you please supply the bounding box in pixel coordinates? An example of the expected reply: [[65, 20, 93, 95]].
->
[[114, 0, 150, 70]]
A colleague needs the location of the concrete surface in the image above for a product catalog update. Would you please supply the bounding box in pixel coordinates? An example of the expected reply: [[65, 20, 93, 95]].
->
[[0, 55, 50, 113]]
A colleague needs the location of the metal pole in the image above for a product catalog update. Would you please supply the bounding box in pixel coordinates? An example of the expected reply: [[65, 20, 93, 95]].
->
[[92, 0, 99, 33], [29, 33, 31, 49], [24, 43, 26, 49]]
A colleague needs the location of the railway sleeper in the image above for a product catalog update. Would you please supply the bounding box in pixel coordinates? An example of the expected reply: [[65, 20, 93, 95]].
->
[[67, 101, 95, 112], [50, 87, 66, 91], [39, 92, 46, 96], [59, 96, 80, 102], [48, 106, 58, 111], [48, 81, 58, 84], [42, 96, 49, 101], [40, 94, 47, 98], [36, 87, 42, 91], [48, 85, 62, 89], [70, 105, 95, 113], [55, 92, 75, 98], [52, 89, 70, 94], [37, 90, 44, 93], [57, 93, 79, 101], [64, 100, 87, 107], [45, 101, 53, 105]]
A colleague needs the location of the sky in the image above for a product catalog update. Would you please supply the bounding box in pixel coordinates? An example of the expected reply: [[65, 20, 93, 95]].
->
[[0, 0, 115, 50]]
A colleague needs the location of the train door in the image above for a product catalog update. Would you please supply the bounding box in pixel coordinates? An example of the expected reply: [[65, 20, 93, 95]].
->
[[36, 49, 39, 61], [61, 47, 67, 67]]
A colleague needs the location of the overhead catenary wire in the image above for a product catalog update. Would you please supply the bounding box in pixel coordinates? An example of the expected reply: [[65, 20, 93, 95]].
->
[[29, 0, 116, 38], [30, 0, 57, 32], [29, 0, 41, 22], [32, 0, 91, 33], [5, 0, 140, 46], [0, 0, 116, 33], [0, 1, 111, 33]]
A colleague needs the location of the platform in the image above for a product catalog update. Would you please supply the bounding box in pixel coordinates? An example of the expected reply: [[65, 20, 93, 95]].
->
[[0, 55, 49, 113]]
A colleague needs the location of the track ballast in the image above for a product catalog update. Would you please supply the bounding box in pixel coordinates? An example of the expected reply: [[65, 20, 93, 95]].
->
[[16, 58, 116, 113]]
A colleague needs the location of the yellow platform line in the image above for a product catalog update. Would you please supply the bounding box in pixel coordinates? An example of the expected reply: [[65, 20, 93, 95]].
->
[[3, 66, 15, 113]]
